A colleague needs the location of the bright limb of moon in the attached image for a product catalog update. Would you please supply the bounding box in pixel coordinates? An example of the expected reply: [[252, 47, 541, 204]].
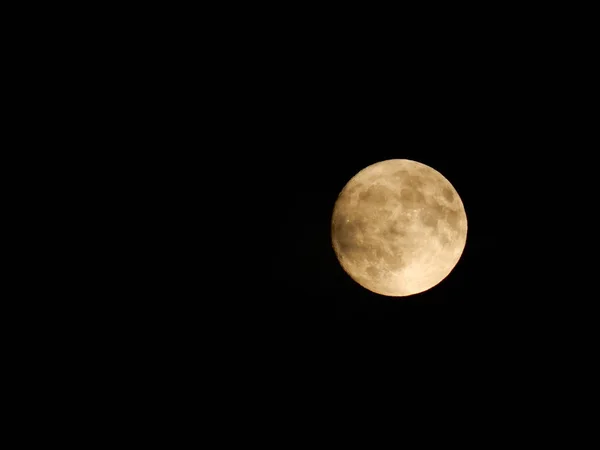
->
[[331, 159, 467, 297]]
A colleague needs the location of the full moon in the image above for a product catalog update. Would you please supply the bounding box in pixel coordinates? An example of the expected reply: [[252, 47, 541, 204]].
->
[[331, 159, 467, 297]]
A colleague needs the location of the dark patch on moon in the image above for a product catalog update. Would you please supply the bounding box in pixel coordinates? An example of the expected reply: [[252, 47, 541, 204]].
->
[[445, 209, 460, 228], [394, 170, 427, 190], [358, 184, 392, 205], [438, 234, 451, 246], [366, 266, 379, 278], [442, 187, 455, 202], [333, 216, 370, 256], [386, 220, 407, 238], [420, 208, 441, 228], [344, 182, 363, 197], [397, 187, 425, 208], [335, 234, 362, 255], [382, 249, 404, 270]]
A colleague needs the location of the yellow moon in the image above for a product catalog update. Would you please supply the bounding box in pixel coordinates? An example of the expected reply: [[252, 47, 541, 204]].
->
[[331, 159, 467, 297]]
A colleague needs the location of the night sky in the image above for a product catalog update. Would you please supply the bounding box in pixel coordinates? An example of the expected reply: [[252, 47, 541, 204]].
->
[[262, 138, 507, 320], [238, 29, 531, 322], [211, 17, 554, 324], [201, 11, 588, 327], [59, 5, 592, 421]]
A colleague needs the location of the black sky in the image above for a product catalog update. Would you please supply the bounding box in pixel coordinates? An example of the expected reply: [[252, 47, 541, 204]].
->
[[195, 9, 590, 328], [261, 137, 510, 319], [241, 37, 520, 320]]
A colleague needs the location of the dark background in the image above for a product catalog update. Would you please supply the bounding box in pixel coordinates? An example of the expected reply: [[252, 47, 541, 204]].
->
[[228, 22, 540, 322], [159, 8, 589, 329], [260, 132, 509, 321], [11, 5, 594, 433]]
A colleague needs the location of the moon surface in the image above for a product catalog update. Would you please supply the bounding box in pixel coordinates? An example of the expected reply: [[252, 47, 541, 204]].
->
[[331, 159, 467, 297]]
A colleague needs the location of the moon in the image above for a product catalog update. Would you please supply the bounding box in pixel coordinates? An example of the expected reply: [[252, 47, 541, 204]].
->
[[331, 159, 467, 297]]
